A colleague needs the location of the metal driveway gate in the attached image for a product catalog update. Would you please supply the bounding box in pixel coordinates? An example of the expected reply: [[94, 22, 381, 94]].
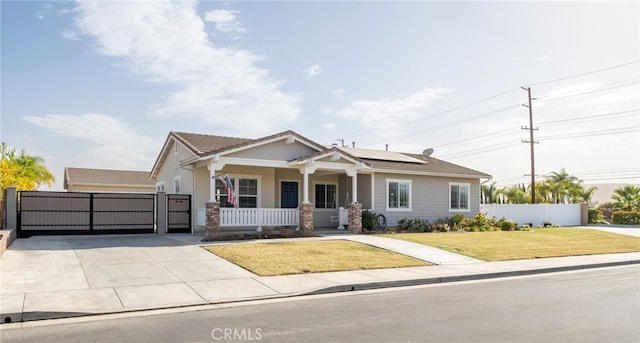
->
[[167, 194, 191, 233], [18, 191, 155, 237]]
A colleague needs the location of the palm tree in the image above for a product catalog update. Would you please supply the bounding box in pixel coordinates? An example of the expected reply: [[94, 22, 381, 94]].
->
[[496, 185, 527, 204], [540, 168, 585, 204], [575, 186, 598, 206], [1, 143, 55, 198], [611, 185, 640, 211], [481, 182, 497, 204]]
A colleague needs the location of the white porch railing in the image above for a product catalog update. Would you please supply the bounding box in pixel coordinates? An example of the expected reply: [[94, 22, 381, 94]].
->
[[196, 208, 299, 230]]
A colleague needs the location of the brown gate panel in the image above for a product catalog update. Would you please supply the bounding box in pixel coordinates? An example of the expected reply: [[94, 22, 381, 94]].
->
[[19, 192, 91, 233], [18, 191, 155, 237], [167, 194, 191, 233], [92, 193, 155, 231]]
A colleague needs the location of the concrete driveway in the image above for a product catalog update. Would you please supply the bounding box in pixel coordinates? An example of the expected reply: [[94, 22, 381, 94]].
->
[[0, 234, 275, 322]]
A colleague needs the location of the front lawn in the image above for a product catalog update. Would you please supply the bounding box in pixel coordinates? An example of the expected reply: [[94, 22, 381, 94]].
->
[[383, 228, 640, 261], [204, 240, 430, 276]]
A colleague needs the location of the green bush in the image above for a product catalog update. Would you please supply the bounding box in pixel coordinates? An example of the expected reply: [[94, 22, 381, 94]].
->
[[611, 211, 640, 225], [362, 210, 377, 231], [588, 208, 604, 224], [497, 218, 518, 231], [397, 218, 430, 232]]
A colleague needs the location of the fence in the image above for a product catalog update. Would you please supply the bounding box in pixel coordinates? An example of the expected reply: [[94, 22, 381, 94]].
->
[[480, 203, 588, 226], [4, 189, 192, 237]]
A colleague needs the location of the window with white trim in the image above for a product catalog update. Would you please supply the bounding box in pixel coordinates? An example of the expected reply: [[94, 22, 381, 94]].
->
[[156, 181, 165, 192], [387, 179, 411, 210], [314, 183, 337, 209], [450, 182, 470, 211], [173, 176, 181, 194], [216, 176, 259, 208]]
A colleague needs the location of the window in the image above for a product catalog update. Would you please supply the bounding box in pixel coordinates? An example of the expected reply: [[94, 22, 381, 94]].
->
[[387, 179, 411, 210], [450, 182, 470, 211], [173, 176, 181, 194], [174, 141, 179, 155], [315, 184, 337, 209], [156, 182, 165, 192], [216, 176, 259, 208]]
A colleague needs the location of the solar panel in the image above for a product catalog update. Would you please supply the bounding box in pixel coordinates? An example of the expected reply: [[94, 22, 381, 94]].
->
[[336, 146, 427, 163]]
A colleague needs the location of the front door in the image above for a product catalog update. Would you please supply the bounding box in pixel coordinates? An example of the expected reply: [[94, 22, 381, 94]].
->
[[281, 182, 298, 208]]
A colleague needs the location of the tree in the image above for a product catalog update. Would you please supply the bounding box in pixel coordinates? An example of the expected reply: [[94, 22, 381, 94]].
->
[[0, 143, 55, 199], [611, 185, 640, 211], [481, 181, 497, 204], [496, 185, 527, 204]]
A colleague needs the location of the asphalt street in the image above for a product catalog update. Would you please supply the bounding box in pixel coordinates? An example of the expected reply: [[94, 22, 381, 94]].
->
[[2, 265, 638, 343]]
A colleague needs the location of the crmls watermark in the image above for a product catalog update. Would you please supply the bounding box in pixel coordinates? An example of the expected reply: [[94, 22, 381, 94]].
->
[[211, 327, 263, 341]]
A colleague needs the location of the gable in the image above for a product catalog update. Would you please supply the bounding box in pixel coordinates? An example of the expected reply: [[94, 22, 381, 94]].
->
[[228, 139, 319, 161]]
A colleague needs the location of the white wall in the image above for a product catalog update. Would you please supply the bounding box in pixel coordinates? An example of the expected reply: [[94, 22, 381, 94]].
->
[[480, 204, 581, 226]]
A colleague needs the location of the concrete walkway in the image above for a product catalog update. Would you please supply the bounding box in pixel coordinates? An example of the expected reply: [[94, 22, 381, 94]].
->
[[1, 231, 638, 324]]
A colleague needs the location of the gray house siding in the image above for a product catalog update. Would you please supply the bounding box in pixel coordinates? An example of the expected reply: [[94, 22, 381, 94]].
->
[[372, 172, 481, 226]]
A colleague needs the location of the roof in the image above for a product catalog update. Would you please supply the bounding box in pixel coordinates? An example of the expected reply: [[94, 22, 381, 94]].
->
[[172, 132, 252, 156], [364, 152, 492, 178], [150, 130, 491, 180], [64, 168, 155, 189]]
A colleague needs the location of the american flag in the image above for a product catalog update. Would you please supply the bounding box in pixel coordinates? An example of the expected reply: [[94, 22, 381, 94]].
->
[[220, 175, 238, 208]]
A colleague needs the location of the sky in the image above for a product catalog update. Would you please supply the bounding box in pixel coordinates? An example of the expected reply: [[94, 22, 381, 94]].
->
[[1, 0, 639, 192]]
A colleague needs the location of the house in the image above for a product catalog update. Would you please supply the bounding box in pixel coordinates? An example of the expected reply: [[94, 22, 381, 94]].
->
[[64, 167, 156, 193], [150, 130, 491, 233]]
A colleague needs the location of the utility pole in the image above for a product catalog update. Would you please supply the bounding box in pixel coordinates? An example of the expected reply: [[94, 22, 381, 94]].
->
[[521, 87, 538, 204]]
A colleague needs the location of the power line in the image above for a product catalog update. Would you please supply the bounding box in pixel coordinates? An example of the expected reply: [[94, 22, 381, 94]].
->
[[357, 103, 520, 147], [535, 81, 639, 102], [539, 109, 639, 126], [540, 126, 639, 140], [525, 60, 640, 87], [343, 87, 521, 140]]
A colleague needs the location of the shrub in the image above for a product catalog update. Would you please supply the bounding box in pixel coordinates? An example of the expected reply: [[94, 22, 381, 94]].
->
[[397, 218, 425, 232], [588, 208, 604, 224], [543, 221, 553, 228], [611, 211, 640, 225], [362, 210, 377, 231], [449, 214, 465, 230], [497, 218, 518, 231], [462, 213, 495, 232]]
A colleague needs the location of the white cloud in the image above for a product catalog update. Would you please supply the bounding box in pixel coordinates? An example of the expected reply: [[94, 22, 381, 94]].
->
[[337, 87, 452, 135], [204, 9, 246, 34], [536, 54, 552, 61], [322, 122, 336, 129], [35, 3, 53, 20], [73, 0, 299, 135], [331, 89, 347, 100], [305, 64, 322, 79], [23, 113, 159, 170], [60, 30, 79, 40]]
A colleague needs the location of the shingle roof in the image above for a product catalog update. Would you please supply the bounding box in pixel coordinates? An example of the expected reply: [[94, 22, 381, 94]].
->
[[363, 152, 491, 178], [172, 132, 252, 156], [152, 130, 491, 180], [64, 167, 155, 189]]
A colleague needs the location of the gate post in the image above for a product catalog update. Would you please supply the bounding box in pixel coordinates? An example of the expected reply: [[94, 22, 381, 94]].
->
[[156, 192, 167, 235], [4, 187, 17, 230]]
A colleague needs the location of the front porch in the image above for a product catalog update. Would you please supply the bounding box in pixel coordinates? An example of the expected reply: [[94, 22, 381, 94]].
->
[[196, 206, 354, 233]]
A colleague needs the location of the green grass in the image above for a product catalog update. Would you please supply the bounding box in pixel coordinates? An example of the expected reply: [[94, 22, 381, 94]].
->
[[203, 240, 430, 276], [383, 228, 640, 261]]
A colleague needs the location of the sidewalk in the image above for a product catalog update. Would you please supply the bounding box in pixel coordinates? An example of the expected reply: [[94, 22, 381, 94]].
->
[[1, 232, 639, 324]]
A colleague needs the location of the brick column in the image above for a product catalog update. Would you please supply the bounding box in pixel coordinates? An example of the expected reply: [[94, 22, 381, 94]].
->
[[348, 203, 362, 233], [206, 202, 220, 237], [299, 203, 314, 237]]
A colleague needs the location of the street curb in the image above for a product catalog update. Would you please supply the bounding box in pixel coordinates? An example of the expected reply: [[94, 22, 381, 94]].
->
[[3, 260, 638, 325], [303, 260, 640, 295]]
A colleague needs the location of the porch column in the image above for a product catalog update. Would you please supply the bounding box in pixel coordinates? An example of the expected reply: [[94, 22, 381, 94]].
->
[[348, 203, 363, 233], [299, 203, 314, 237], [300, 165, 317, 204], [346, 168, 358, 204], [208, 164, 216, 202], [205, 201, 220, 238]]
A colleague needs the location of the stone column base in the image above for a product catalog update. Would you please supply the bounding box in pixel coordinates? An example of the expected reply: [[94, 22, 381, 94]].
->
[[348, 203, 363, 233], [299, 203, 314, 237], [206, 202, 220, 238]]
